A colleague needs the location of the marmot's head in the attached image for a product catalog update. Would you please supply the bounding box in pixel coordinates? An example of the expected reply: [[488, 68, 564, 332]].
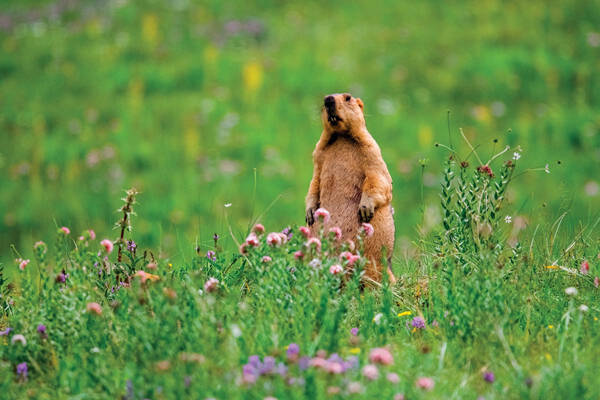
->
[[321, 93, 365, 133]]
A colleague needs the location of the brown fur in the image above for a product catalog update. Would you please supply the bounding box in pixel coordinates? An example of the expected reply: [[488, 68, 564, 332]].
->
[[305, 93, 396, 283]]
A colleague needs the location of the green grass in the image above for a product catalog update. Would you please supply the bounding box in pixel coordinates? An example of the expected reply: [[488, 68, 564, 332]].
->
[[2, 0, 600, 398]]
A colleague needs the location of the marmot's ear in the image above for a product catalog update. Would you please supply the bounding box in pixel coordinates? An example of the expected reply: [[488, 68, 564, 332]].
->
[[356, 98, 364, 112]]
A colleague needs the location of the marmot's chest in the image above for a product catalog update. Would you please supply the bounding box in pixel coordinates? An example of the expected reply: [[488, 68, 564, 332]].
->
[[319, 137, 365, 202]]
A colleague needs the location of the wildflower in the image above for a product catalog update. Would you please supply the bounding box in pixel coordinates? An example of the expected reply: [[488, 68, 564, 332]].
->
[[88, 230, 96, 240], [224, 203, 232, 207], [16, 362, 28, 380], [373, 313, 383, 325], [37, 324, 47, 335], [281, 227, 293, 241], [579, 304, 589, 312], [100, 239, 113, 254], [17, 258, 29, 271], [411, 316, 426, 329], [347, 382, 363, 394], [483, 371, 495, 383], [360, 223, 374, 237], [349, 347, 361, 354], [86, 302, 103, 315], [239, 242, 249, 255], [245, 233, 260, 247], [293, 250, 304, 260], [397, 311, 412, 317], [329, 264, 343, 275], [595, 276, 599, 288], [60, 226, 70, 235], [580, 260, 590, 275], [513, 152, 521, 160], [127, 240, 136, 252], [0, 327, 12, 336], [204, 277, 219, 293], [329, 227, 342, 241], [308, 258, 321, 269], [362, 364, 379, 380], [505, 215, 512, 224], [340, 251, 360, 266], [387, 372, 400, 384], [350, 327, 359, 336], [213, 233, 220, 242], [416, 377, 435, 391], [135, 270, 160, 283], [299, 226, 311, 238], [369, 347, 394, 365], [252, 223, 265, 234], [33, 241, 47, 254], [314, 208, 330, 223], [286, 343, 300, 360], [206, 250, 217, 261], [261, 255, 272, 263], [544, 164, 550, 173], [327, 386, 341, 395], [394, 394, 406, 400], [477, 164, 494, 178], [267, 232, 282, 246], [11, 334, 27, 346], [306, 237, 321, 251], [565, 287, 578, 296], [298, 356, 310, 370]]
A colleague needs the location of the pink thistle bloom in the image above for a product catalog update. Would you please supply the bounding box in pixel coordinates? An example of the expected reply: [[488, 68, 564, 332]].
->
[[309, 357, 328, 370], [239, 242, 249, 255], [86, 302, 103, 316], [262, 255, 272, 263], [267, 232, 282, 246], [595, 276, 599, 288], [362, 364, 379, 380], [325, 362, 344, 374], [329, 264, 343, 275], [204, 277, 219, 293], [276, 232, 288, 244], [294, 250, 304, 260], [252, 223, 265, 234], [60, 226, 70, 235], [314, 208, 331, 223], [581, 260, 590, 275], [17, 258, 30, 271], [246, 233, 260, 247], [78, 236, 85, 241], [416, 377, 435, 391], [369, 347, 394, 365], [386, 372, 400, 384], [360, 223, 374, 237], [100, 239, 114, 254], [299, 226, 311, 238], [306, 237, 321, 251], [329, 227, 342, 241], [340, 251, 360, 266], [88, 230, 96, 240]]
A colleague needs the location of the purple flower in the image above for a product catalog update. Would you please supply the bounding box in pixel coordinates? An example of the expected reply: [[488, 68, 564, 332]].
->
[[248, 355, 261, 368], [127, 240, 136, 252], [298, 356, 310, 370], [184, 376, 191, 388], [411, 316, 426, 329], [350, 327, 359, 336], [275, 362, 288, 376], [16, 362, 27, 379], [37, 324, 46, 334], [206, 250, 217, 262], [213, 233, 220, 243], [483, 371, 495, 383], [0, 327, 12, 336], [287, 343, 300, 359], [56, 272, 67, 283], [282, 227, 293, 240], [259, 356, 276, 375]]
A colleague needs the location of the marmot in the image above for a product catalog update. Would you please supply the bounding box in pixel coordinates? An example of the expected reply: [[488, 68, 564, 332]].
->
[[305, 93, 396, 283]]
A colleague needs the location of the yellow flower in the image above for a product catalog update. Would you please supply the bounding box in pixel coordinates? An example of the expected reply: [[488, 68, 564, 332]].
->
[[548, 325, 554, 329], [545, 265, 559, 269], [349, 347, 361, 354], [545, 353, 552, 361], [397, 311, 412, 317], [594, 317, 598, 321], [168, 263, 173, 268], [242, 60, 263, 92]]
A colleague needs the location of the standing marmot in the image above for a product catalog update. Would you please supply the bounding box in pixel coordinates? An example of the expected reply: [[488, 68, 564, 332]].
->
[[305, 93, 396, 283]]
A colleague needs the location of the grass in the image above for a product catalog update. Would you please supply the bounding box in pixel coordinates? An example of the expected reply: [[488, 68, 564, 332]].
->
[[2, 0, 600, 398]]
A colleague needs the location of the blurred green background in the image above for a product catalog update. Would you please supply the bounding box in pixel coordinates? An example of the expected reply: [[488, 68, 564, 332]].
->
[[1, 0, 600, 263]]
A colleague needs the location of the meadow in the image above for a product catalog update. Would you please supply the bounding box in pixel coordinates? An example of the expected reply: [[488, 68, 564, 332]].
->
[[1, 0, 600, 398]]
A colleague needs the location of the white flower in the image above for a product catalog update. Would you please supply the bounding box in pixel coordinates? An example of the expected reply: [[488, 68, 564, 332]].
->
[[11, 334, 26, 346], [544, 164, 550, 174], [373, 313, 383, 325], [513, 152, 521, 160], [505, 215, 512, 224], [565, 287, 578, 296], [224, 203, 232, 208], [231, 324, 242, 338], [579, 304, 589, 312], [308, 258, 322, 269]]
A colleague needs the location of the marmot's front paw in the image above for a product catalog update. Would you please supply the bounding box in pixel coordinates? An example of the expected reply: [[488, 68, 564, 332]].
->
[[358, 196, 374, 223], [306, 207, 317, 226]]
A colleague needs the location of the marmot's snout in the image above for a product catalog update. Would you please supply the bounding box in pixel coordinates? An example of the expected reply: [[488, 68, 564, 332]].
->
[[324, 95, 340, 125]]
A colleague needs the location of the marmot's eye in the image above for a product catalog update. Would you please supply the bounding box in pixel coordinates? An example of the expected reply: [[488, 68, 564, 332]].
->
[[345, 95, 351, 102]]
